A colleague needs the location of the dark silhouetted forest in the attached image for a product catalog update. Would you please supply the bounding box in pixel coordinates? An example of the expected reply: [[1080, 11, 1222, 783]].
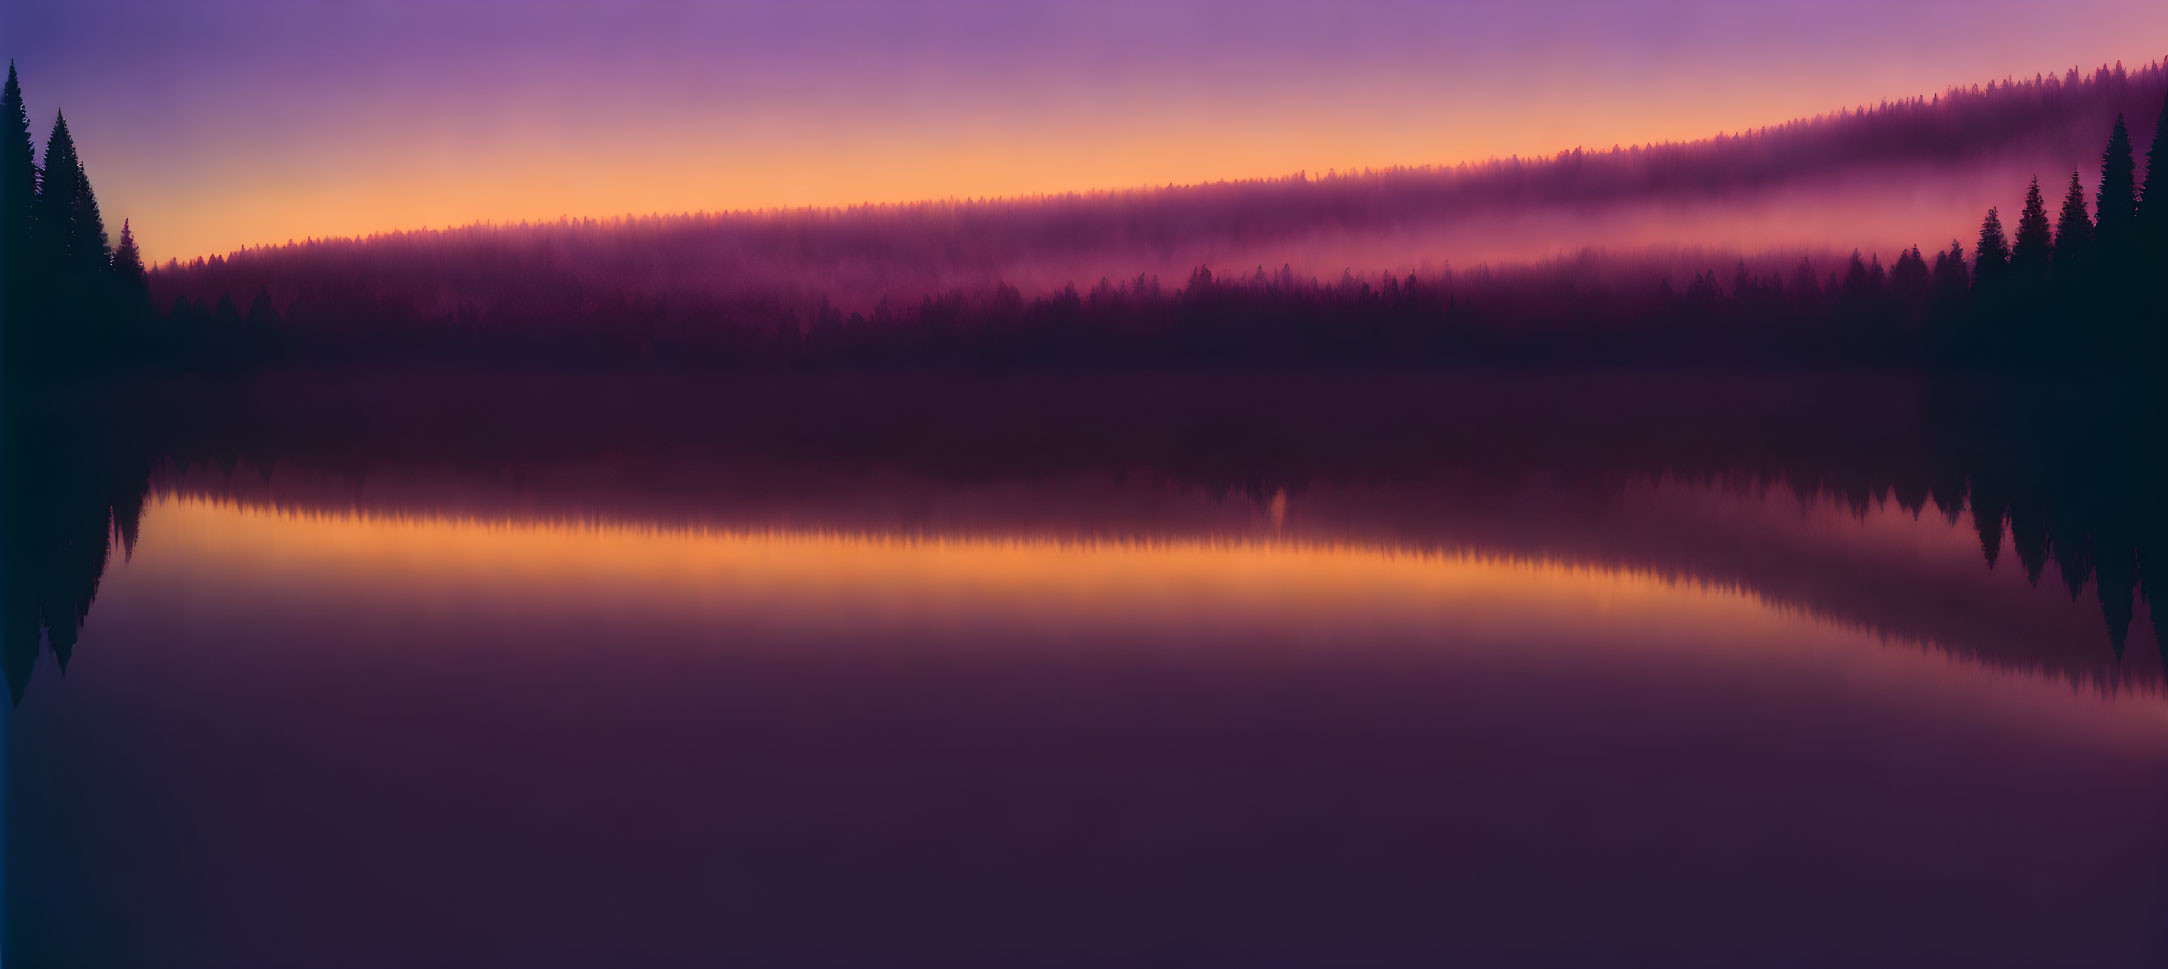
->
[[2, 61, 151, 379]]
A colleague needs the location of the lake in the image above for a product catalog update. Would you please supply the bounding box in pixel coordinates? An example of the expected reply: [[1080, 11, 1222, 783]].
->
[[6, 372, 2164, 967]]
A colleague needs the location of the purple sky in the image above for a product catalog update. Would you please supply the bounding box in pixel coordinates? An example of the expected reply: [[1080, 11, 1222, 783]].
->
[[8, 0, 2166, 259]]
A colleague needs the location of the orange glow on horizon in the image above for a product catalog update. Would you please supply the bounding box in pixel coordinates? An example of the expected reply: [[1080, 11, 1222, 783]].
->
[[136, 107, 1799, 261], [105, 80, 2084, 263], [25, 0, 2166, 263]]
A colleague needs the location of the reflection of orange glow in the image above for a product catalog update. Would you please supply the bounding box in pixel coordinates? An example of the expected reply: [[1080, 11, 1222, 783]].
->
[[146, 492, 1798, 635], [117, 492, 2166, 724]]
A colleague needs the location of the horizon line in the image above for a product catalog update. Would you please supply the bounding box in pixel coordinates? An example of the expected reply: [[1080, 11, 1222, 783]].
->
[[132, 55, 2168, 264]]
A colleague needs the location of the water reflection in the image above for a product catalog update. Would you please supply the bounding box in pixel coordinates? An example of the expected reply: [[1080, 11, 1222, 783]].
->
[[115, 487, 2168, 685], [5, 372, 2166, 966], [9, 372, 2162, 701], [1, 415, 150, 703]]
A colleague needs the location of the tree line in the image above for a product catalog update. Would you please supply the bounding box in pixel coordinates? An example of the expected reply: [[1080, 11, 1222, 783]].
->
[[148, 58, 2168, 318], [2, 60, 2165, 375], [1951, 103, 2168, 366]]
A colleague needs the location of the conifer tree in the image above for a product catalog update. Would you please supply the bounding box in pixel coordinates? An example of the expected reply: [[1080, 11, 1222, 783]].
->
[[2094, 114, 2137, 246], [1, 61, 37, 333], [71, 177, 107, 273], [32, 112, 72, 261], [111, 218, 142, 279], [1973, 207, 2011, 286], [1, 62, 33, 251], [1935, 240, 1969, 294], [2139, 86, 2167, 334], [2140, 84, 2168, 234], [34, 112, 109, 277], [2052, 170, 2093, 269], [2047, 169, 2099, 355], [1968, 207, 2015, 359], [1928, 240, 1970, 344], [111, 217, 147, 310], [2011, 176, 2052, 282]]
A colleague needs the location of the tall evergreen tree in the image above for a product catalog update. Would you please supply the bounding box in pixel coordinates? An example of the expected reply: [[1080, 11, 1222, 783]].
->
[[2053, 170, 2093, 269], [2140, 84, 2168, 232], [1, 61, 37, 322], [2011, 176, 2052, 282], [1928, 240, 1969, 346], [68, 160, 106, 275], [2094, 114, 2137, 247], [111, 217, 147, 314], [110, 218, 143, 282], [1, 63, 33, 223], [32, 112, 70, 262], [2048, 169, 2099, 355], [34, 112, 108, 278], [1935, 240, 1969, 294], [1974, 207, 2010, 287], [2138, 87, 2168, 338]]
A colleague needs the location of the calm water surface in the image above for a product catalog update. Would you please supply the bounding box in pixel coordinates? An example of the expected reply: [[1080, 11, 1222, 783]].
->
[[6, 375, 2165, 967]]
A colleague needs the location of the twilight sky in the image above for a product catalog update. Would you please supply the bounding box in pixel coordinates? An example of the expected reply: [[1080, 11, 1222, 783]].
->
[[8, 0, 2167, 261]]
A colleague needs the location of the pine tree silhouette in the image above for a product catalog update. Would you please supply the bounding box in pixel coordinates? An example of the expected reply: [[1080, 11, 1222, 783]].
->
[[111, 218, 144, 285], [33, 112, 109, 278], [1970, 208, 2014, 358], [2091, 111, 2157, 360], [2140, 85, 2168, 232], [2052, 170, 2093, 269], [2094, 114, 2137, 246], [2046, 170, 2099, 358], [1, 61, 39, 366], [2011, 176, 2052, 282], [23, 107, 121, 370], [0, 62, 33, 251], [1973, 207, 2011, 285], [1933, 240, 1969, 296], [2139, 86, 2168, 349], [111, 217, 149, 342]]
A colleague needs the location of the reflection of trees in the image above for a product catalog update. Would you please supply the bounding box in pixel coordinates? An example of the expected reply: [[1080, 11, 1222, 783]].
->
[[4, 372, 2161, 703], [1934, 378, 2166, 667], [3, 402, 151, 705]]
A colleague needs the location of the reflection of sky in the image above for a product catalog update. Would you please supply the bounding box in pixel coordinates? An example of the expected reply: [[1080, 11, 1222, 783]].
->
[[14, 490, 2166, 965], [117, 492, 2168, 716], [8, 0, 2167, 259], [144, 464, 2165, 686]]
